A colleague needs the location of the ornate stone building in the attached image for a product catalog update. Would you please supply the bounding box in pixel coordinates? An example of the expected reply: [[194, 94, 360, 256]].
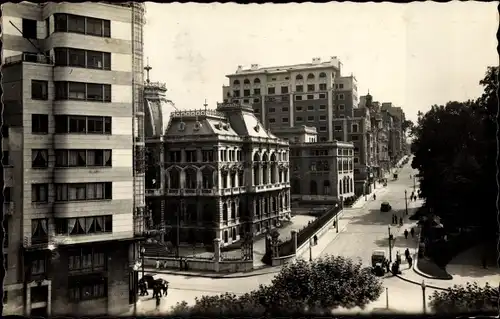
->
[[157, 102, 291, 247]]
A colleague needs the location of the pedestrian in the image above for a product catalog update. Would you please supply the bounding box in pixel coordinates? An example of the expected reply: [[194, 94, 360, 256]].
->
[[156, 259, 160, 269], [410, 228, 415, 238], [399, 217, 403, 225], [407, 256, 413, 268], [392, 214, 396, 224], [155, 295, 161, 310], [405, 248, 410, 260], [404, 229, 409, 239], [313, 235, 318, 245]]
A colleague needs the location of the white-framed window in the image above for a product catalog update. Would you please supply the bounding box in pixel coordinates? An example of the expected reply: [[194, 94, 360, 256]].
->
[[352, 124, 359, 133], [295, 95, 303, 101], [339, 104, 345, 110]]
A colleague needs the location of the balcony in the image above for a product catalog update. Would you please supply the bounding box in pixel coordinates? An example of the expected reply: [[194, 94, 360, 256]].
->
[[146, 189, 164, 197], [3, 202, 14, 215], [23, 235, 50, 251], [4, 53, 52, 66], [248, 183, 286, 193]]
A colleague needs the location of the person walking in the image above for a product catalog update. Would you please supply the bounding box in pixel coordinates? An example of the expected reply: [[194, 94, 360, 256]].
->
[[404, 248, 410, 260], [155, 294, 161, 311], [399, 217, 403, 226], [407, 255, 413, 269], [156, 259, 160, 269], [404, 229, 409, 239], [410, 227, 415, 238]]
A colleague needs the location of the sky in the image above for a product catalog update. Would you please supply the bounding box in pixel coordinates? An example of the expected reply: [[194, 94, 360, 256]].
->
[[143, 2, 498, 123]]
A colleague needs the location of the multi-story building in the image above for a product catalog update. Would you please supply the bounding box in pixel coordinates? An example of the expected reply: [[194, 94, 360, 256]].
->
[[333, 75, 359, 119], [1, 2, 146, 315], [155, 102, 291, 247], [222, 57, 346, 142], [273, 126, 355, 203], [381, 102, 405, 163]]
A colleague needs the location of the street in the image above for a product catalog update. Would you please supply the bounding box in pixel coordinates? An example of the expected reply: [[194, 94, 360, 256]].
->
[[133, 160, 437, 315]]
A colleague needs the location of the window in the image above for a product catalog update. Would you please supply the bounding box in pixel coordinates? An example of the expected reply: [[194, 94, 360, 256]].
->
[[68, 276, 108, 301], [86, 50, 111, 70], [319, 115, 327, 121], [352, 124, 359, 133], [22, 19, 37, 39], [31, 258, 47, 275], [233, 80, 240, 85], [282, 107, 289, 112], [243, 99, 249, 104], [32, 149, 49, 168], [55, 182, 112, 201], [32, 218, 49, 245], [340, 114, 345, 118], [4, 187, 12, 202], [319, 72, 326, 78], [243, 89, 250, 97], [2, 151, 10, 166], [32, 114, 49, 134], [339, 84, 344, 89], [269, 118, 276, 123], [202, 150, 214, 162], [295, 95, 302, 101], [295, 85, 303, 92], [319, 126, 327, 132], [253, 98, 260, 103], [57, 216, 112, 236], [268, 87, 275, 95], [254, 88, 260, 95], [271, 77, 277, 81], [319, 83, 327, 90], [339, 104, 345, 110], [55, 82, 111, 102], [31, 80, 48, 100], [282, 117, 289, 123], [334, 125, 342, 131], [68, 48, 86, 67], [307, 95, 314, 100], [2, 125, 9, 138], [253, 78, 260, 84], [32, 184, 48, 203], [319, 93, 326, 99], [269, 107, 275, 113], [296, 74, 303, 80], [307, 105, 314, 111], [307, 73, 315, 79], [185, 150, 197, 162], [319, 104, 326, 110], [295, 106, 303, 111], [351, 135, 359, 141], [296, 116, 303, 122], [281, 86, 289, 94], [233, 90, 240, 97], [354, 157, 359, 163], [56, 149, 112, 167], [307, 84, 315, 92], [68, 14, 86, 33], [307, 116, 314, 122], [55, 14, 110, 38], [338, 93, 345, 100]]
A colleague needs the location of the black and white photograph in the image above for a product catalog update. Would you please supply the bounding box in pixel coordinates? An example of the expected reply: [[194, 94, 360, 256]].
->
[[1, 1, 498, 316]]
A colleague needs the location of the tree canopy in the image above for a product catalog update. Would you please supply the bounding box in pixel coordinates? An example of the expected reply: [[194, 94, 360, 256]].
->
[[429, 282, 499, 314], [170, 255, 383, 315], [411, 66, 498, 235]]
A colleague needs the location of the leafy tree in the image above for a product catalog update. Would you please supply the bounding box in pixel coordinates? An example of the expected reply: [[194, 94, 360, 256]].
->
[[429, 282, 499, 314], [170, 255, 383, 315]]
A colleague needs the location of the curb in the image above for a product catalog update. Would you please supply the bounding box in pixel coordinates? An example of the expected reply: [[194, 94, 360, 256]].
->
[[142, 266, 282, 279]]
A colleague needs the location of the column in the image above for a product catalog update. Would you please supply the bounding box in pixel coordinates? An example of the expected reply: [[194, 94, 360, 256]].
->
[[213, 238, 221, 272], [291, 229, 298, 255]]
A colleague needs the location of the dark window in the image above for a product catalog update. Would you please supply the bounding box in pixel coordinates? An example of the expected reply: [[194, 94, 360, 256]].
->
[[254, 88, 260, 95], [282, 107, 289, 112], [232, 90, 240, 97], [352, 135, 359, 141], [103, 20, 111, 37], [295, 95, 302, 101], [307, 94, 314, 100], [281, 86, 288, 94], [319, 93, 326, 99], [320, 115, 327, 121], [69, 116, 87, 133], [2, 125, 9, 138], [45, 18, 49, 38], [243, 99, 249, 103], [54, 48, 68, 66], [22, 19, 37, 39], [32, 184, 49, 203], [87, 50, 105, 69], [269, 118, 276, 123], [55, 115, 111, 134], [2, 151, 10, 166], [68, 82, 86, 100], [68, 14, 86, 34], [86, 17, 103, 36], [307, 105, 314, 111], [55, 182, 112, 201], [86, 84, 103, 101], [253, 98, 260, 103], [307, 116, 314, 122], [307, 84, 315, 92], [243, 89, 250, 97], [31, 80, 48, 100], [268, 87, 275, 95], [54, 14, 68, 32], [334, 125, 342, 131], [269, 108, 275, 113], [4, 187, 12, 202], [32, 114, 49, 134], [319, 104, 326, 110], [282, 117, 289, 123], [32, 149, 49, 168], [68, 276, 107, 301], [319, 84, 327, 91], [68, 49, 86, 67], [296, 85, 303, 92]]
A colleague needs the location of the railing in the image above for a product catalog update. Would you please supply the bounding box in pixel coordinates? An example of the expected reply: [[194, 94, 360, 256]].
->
[[4, 53, 52, 65], [145, 189, 163, 196]]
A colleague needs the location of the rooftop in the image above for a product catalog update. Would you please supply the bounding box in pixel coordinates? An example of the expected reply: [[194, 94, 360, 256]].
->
[[228, 57, 342, 76]]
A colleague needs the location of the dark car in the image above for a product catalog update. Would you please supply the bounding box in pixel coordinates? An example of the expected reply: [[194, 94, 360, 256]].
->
[[380, 202, 392, 212], [141, 274, 156, 288]]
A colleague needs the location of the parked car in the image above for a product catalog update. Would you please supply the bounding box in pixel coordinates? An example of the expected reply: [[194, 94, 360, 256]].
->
[[380, 201, 392, 212]]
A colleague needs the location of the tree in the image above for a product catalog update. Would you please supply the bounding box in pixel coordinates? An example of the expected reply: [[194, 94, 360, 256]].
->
[[170, 256, 383, 315], [401, 119, 415, 137], [429, 282, 499, 314]]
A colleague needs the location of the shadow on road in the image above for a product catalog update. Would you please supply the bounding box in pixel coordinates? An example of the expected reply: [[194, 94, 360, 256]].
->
[[349, 208, 406, 226], [373, 230, 418, 250]]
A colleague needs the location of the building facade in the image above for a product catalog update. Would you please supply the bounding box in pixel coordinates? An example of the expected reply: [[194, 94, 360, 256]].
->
[[273, 126, 355, 203], [2, 2, 145, 315], [152, 102, 291, 247], [222, 57, 346, 142]]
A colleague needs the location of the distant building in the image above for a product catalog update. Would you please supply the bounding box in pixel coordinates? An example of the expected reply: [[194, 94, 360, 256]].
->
[[273, 126, 355, 204], [150, 102, 291, 247]]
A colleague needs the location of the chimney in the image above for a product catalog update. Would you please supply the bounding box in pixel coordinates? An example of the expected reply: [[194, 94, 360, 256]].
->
[[251, 64, 259, 70], [312, 57, 321, 64], [236, 65, 243, 73]]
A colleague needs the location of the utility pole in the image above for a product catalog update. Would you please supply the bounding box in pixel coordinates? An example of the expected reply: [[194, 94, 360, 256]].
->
[[404, 189, 408, 216], [413, 175, 416, 191], [388, 226, 393, 263]]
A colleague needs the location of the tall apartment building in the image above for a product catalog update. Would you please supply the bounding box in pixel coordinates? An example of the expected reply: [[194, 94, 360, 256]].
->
[[222, 57, 350, 142], [381, 102, 405, 163], [1, 2, 146, 315]]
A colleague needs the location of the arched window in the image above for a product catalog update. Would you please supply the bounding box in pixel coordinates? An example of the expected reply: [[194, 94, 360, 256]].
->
[[343, 178, 347, 194], [310, 180, 318, 195], [185, 167, 198, 189], [270, 153, 277, 184], [296, 74, 303, 80], [230, 201, 236, 219], [292, 178, 301, 194], [169, 167, 181, 189], [244, 79, 250, 84], [307, 73, 315, 79], [323, 180, 331, 195], [254, 78, 261, 84], [222, 203, 228, 221], [233, 80, 240, 85], [339, 180, 343, 194], [253, 153, 260, 185], [319, 72, 326, 78], [253, 152, 260, 162], [264, 197, 269, 214], [202, 166, 214, 189]]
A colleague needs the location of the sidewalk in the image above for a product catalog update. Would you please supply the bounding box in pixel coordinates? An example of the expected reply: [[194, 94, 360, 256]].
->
[[350, 185, 389, 209], [142, 263, 282, 279]]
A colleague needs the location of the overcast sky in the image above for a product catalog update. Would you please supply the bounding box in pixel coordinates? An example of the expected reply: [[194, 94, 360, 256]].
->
[[143, 2, 497, 123]]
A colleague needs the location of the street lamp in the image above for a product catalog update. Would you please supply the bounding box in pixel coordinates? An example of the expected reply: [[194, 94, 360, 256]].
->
[[388, 225, 393, 263], [140, 247, 146, 278], [413, 175, 416, 191], [421, 280, 427, 314], [309, 238, 313, 261], [404, 189, 408, 216]]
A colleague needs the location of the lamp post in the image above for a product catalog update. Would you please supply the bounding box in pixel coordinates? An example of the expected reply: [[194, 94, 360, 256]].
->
[[309, 238, 313, 261], [388, 225, 393, 263], [404, 189, 408, 216], [413, 175, 416, 191], [140, 247, 145, 278], [421, 280, 427, 314]]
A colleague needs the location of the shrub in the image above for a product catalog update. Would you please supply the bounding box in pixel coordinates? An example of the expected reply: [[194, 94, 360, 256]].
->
[[429, 282, 499, 314], [171, 255, 384, 315]]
